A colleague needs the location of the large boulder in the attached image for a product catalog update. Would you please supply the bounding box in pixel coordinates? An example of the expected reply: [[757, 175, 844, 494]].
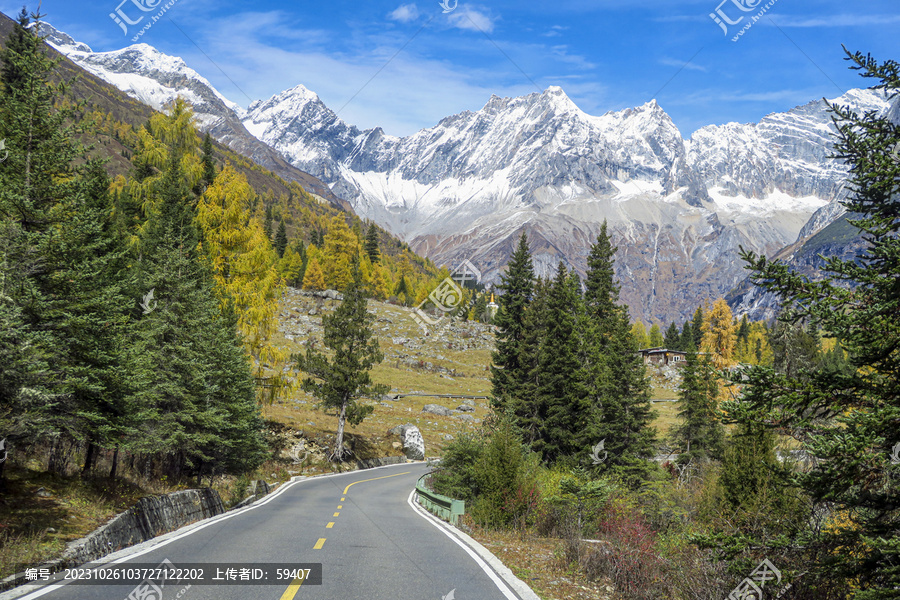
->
[[423, 404, 452, 417], [456, 404, 475, 412], [387, 423, 425, 460]]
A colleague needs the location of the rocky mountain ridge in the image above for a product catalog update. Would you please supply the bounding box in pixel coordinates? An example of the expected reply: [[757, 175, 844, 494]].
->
[[42, 22, 895, 323]]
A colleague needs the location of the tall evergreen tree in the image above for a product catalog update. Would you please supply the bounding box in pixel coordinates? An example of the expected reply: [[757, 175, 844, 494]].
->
[[582, 223, 656, 480], [129, 151, 265, 478], [664, 322, 681, 349], [730, 52, 900, 593], [514, 277, 550, 446], [364, 223, 380, 263], [44, 162, 136, 475], [770, 318, 820, 378], [679, 321, 695, 352], [274, 218, 288, 258], [0, 12, 130, 474], [295, 261, 387, 461], [691, 305, 705, 349], [673, 351, 724, 463], [527, 265, 590, 462], [490, 231, 535, 410], [0, 8, 78, 235]]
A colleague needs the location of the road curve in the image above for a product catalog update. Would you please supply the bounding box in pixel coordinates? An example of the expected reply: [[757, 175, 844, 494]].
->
[[4, 463, 532, 600]]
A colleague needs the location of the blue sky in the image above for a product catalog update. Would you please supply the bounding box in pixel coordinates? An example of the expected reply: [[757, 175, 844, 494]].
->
[[4, 0, 899, 137]]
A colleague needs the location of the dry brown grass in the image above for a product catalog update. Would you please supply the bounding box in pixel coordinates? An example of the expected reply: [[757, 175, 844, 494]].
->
[[464, 524, 613, 600]]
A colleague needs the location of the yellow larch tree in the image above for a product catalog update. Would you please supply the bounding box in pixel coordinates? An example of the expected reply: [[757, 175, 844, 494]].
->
[[701, 298, 737, 368], [195, 163, 290, 403], [303, 256, 326, 291], [322, 215, 359, 290]]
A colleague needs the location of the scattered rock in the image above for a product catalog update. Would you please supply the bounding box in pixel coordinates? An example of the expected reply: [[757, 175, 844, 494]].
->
[[386, 423, 425, 460], [47, 527, 57, 534], [442, 434, 454, 441], [35, 487, 52, 498], [456, 404, 475, 412], [453, 414, 476, 423], [462, 399, 475, 406], [423, 404, 452, 417]]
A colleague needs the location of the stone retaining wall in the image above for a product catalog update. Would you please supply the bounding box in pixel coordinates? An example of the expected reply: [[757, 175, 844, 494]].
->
[[1, 488, 224, 591]]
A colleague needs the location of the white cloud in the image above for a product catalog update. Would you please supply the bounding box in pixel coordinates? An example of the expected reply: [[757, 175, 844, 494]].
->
[[659, 56, 707, 72], [447, 7, 496, 33], [541, 25, 568, 38], [389, 4, 420, 23]]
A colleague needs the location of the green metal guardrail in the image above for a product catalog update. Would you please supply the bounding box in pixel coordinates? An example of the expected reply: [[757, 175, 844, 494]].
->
[[415, 474, 465, 526]]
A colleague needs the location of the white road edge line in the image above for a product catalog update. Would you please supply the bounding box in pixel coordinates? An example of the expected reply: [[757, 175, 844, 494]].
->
[[2, 462, 415, 600], [405, 488, 541, 600]]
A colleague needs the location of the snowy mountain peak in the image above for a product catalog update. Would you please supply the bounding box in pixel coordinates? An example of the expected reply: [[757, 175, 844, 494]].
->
[[43, 25, 244, 124], [35, 22, 92, 53]]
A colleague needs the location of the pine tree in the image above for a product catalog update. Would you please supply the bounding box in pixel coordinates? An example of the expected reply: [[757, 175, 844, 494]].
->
[[491, 231, 535, 410], [691, 305, 705, 349], [294, 261, 387, 461], [514, 278, 549, 446], [0, 12, 128, 474], [0, 237, 50, 482], [44, 162, 137, 474], [582, 224, 656, 481], [471, 292, 488, 322], [729, 52, 900, 592], [129, 150, 264, 478], [673, 351, 724, 463], [664, 322, 681, 349], [679, 321, 695, 351], [274, 219, 288, 258], [364, 223, 380, 263], [529, 264, 590, 463], [0, 8, 79, 235], [770, 318, 819, 378]]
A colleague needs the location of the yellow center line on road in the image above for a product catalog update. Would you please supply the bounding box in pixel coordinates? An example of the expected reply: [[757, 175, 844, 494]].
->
[[314, 538, 326, 549], [333, 512, 340, 517], [342, 471, 411, 495], [337, 505, 342, 509], [326, 522, 334, 528], [341, 497, 345, 501]]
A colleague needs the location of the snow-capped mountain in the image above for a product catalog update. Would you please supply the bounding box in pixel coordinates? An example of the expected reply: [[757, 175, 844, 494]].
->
[[42, 22, 894, 323], [244, 82, 890, 323], [40, 24, 242, 128], [38, 23, 351, 209]]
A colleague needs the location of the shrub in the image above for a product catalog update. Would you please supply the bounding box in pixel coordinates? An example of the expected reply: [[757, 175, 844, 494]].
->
[[431, 415, 540, 529]]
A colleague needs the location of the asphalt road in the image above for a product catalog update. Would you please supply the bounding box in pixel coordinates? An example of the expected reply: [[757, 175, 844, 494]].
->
[[6, 463, 526, 600]]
